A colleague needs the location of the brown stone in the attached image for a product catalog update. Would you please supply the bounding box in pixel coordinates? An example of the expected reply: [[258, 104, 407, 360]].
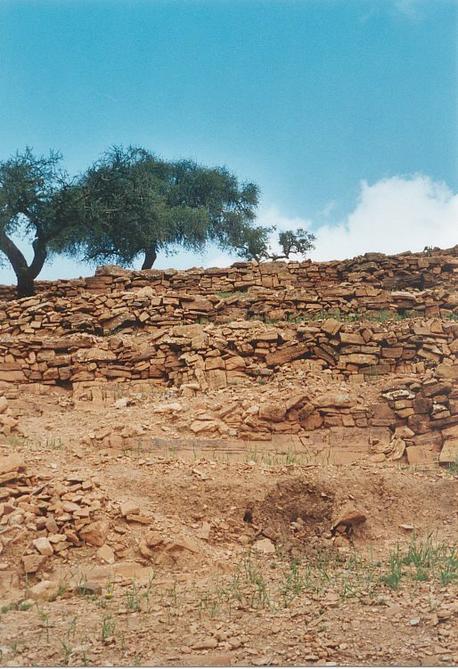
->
[[259, 401, 287, 422], [265, 342, 309, 367], [389, 437, 406, 460], [299, 412, 323, 430], [206, 369, 227, 389], [0, 453, 24, 476], [204, 356, 225, 371], [340, 353, 378, 366], [145, 531, 164, 548], [406, 445, 438, 465], [412, 432, 443, 450], [412, 397, 433, 414], [372, 403, 396, 426], [339, 332, 365, 345], [96, 544, 115, 564], [120, 501, 140, 517], [0, 369, 26, 382], [442, 424, 458, 440], [253, 537, 276, 554], [438, 438, 458, 464], [79, 520, 109, 547], [321, 318, 342, 335], [381, 347, 403, 359], [331, 507, 366, 534], [22, 554, 47, 574], [407, 415, 431, 434], [32, 537, 54, 556], [315, 392, 353, 408], [29, 580, 59, 602], [125, 513, 151, 524], [436, 363, 458, 380]]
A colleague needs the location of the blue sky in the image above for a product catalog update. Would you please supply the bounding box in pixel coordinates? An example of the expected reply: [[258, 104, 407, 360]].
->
[[0, 0, 457, 282]]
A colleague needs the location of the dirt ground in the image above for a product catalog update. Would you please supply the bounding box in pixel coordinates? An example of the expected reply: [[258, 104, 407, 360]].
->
[[0, 386, 457, 667]]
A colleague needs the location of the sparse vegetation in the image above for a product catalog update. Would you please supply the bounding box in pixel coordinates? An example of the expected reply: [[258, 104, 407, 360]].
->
[[101, 615, 116, 642], [380, 537, 457, 589], [1, 244, 456, 667], [283, 308, 416, 324]]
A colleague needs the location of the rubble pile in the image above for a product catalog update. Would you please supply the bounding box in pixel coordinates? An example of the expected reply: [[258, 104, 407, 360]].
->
[[0, 452, 116, 575], [75, 368, 457, 464]]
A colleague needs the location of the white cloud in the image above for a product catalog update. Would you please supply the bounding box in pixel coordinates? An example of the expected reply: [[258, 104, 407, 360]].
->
[[310, 174, 458, 261], [199, 174, 458, 265], [203, 250, 240, 268]]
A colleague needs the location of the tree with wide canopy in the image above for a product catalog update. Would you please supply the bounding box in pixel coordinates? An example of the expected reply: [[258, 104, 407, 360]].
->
[[0, 145, 316, 296]]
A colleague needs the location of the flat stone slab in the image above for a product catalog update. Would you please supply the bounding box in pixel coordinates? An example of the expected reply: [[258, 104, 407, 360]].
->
[[439, 440, 458, 465]]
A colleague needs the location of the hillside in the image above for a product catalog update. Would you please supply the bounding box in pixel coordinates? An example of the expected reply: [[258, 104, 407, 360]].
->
[[0, 246, 457, 666]]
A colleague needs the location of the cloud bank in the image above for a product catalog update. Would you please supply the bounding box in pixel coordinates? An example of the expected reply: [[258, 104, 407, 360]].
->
[[233, 174, 457, 266]]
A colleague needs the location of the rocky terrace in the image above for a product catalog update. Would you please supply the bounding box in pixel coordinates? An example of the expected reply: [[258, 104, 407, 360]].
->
[[0, 247, 457, 666]]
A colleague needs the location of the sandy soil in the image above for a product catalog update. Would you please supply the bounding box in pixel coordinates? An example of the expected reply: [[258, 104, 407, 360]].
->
[[0, 384, 457, 667]]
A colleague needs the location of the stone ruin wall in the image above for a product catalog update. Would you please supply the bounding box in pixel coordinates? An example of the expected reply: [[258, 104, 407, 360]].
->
[[0, 246, 457, 466], [0, 244, 457, 303]]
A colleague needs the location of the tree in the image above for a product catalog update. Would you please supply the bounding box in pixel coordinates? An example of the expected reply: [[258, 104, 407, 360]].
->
[[0, 148, 84, 297], [235, 226, 316, 262], [63, 146, 263, 269], [0, 145, 317, 297]]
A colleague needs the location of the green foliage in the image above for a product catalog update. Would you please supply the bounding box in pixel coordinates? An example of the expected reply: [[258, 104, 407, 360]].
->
[[276, 228, 316, 259], [0, 148, 84, 296], [61, 145, 261, 269], [1, 144, 318, 295], [235, 225, 316, 262], [380, 537, 457, 589]]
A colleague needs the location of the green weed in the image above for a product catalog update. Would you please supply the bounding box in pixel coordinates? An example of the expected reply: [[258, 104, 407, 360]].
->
[[101, 615, 116, 642], [280, 559, 304, 607], [380, 537, 457, 588], [60, 640, 73, 666], [124, 581, 141, 612]]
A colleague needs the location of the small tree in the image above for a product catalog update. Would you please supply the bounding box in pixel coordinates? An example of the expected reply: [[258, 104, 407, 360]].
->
[[235, 226, 316, 262], [63, 146, 262, 269], [0, 148, 84, 297]]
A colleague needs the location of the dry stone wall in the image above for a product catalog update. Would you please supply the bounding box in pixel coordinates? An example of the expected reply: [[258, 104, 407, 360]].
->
[[0, 245, 457, 302], [0, 319, 456, 387], [0, 247, 457, 338], [0, 246, 456, 466]]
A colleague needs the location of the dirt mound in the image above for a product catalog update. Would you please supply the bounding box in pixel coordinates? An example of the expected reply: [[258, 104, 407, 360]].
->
[[249, 476, 334, 544]]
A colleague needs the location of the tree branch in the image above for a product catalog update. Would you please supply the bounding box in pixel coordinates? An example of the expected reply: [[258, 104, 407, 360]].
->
[[0, 229, 29, 277], [29, 237, 47, 279]]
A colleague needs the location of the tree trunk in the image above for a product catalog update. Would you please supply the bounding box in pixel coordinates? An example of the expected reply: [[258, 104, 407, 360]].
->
[[141, 246, 157, 270], [16, 270, 36, 298], [0, 230, 47, 298]]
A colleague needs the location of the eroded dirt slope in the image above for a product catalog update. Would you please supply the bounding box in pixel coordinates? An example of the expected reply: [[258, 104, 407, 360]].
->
[[0, 401, 457, 667]]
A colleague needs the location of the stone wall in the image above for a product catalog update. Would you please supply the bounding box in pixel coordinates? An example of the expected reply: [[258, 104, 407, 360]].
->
[[0, 246, 456, 466], [0, 319, 456, 387], [0, 245, 457, 304], [0, 248, 457, 337]]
